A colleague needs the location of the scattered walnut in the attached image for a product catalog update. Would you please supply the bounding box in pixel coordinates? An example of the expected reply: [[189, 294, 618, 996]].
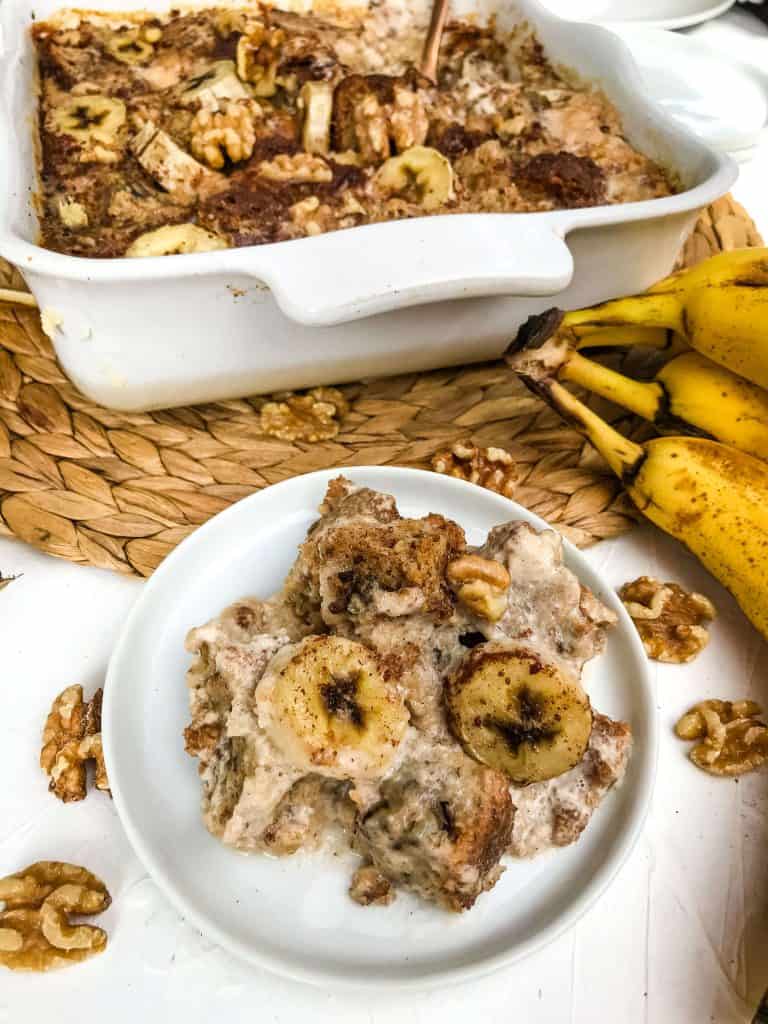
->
[[40, 685, 109, 802], [190, 101, 259, 170], [259, 387, 349, 442], [619, 576, 715, 663], [447, 554, 510, 622], [0, 862, 110, 972], [432, 441, 522, 498], [257, 152, 333, 183], [674, 699, 768, 776]]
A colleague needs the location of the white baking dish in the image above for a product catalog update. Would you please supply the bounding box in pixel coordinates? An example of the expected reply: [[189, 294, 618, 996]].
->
[[0, 0, 735, 412]]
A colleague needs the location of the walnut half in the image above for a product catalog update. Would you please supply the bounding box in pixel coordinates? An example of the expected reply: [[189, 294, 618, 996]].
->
[[258, 387, 349, 442], [675, 699, 768, 776], [190, 100, 260, 170], [432, 442, 522, 499], [40, 685, 109, 802], [447, 554, 511, 622], [0, 862, 110, 972], [619, 576, 715, 663]]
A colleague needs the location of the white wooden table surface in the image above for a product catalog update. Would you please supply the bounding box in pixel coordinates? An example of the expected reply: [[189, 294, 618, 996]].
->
[[2, 10, 768, 1022]]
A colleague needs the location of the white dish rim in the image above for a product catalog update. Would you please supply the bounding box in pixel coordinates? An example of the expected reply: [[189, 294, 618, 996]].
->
[[102, 465, 659, 990], [600, 0, 735, 30]]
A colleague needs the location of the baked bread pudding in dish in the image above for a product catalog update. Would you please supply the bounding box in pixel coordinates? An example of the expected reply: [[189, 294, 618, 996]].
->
[[32, 1, 675, 259], [184, 478, 632, 911]]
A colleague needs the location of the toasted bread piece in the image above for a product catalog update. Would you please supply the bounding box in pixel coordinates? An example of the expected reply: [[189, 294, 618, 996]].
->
[[284, 477, 465, 627], [356, 741, 513, 911]]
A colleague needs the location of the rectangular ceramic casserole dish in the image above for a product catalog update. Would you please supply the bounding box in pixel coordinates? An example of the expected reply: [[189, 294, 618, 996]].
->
[[0, 0, 736, 412]]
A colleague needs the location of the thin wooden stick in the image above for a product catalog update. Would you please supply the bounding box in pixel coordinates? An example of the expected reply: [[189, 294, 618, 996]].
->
[[420, 0, 450, 82]]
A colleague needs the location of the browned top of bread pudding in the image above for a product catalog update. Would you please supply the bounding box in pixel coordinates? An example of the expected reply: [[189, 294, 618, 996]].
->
[[33, 2, 674, 259]]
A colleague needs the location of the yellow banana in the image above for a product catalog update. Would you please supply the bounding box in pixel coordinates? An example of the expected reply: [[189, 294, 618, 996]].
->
[[571, 324, 679, 353], [509, 332, 768, 461], [553, 248, 768, 388], [513, 371, 768, 642]]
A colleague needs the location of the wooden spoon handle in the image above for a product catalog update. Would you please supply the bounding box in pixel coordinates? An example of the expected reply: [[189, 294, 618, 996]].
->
[[420, 0, 450, 82]]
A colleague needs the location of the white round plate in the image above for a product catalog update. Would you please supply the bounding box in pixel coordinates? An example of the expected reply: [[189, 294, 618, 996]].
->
[[539, 0, 735, 30], [612, 25, 768, 157], [103, 467, 657, 989]]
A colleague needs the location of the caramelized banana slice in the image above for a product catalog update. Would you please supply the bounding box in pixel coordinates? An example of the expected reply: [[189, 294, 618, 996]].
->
[[446, 643, 592, 784], [299, 80, 333, 155], [125, 223, 228, 257], [51, 95, 126, 143], [180, 60, 251, 108], [106, 27, 156, 65], [256, 635, 409, 780], [374, 145, 454, 210]]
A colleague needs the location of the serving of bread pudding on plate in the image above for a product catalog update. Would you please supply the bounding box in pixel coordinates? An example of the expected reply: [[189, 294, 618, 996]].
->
[[184, 477, 631, 912]]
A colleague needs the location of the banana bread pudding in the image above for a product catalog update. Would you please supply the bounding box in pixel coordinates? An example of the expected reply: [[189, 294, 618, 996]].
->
[[184, 477, 632, 912], [32, 1, 675, 258]]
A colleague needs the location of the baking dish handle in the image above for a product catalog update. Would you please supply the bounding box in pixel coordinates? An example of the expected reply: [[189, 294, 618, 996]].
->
[[231, 215, 574, 327]]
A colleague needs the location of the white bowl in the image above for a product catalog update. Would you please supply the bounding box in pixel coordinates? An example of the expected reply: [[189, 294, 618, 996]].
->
[[539, 0, 735, 29], [611, 25, 768, 158], [102, 466, 657, 989]]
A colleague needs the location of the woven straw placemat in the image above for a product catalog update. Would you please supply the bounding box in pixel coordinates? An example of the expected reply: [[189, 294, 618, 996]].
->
[[0, 195, 761, 577]]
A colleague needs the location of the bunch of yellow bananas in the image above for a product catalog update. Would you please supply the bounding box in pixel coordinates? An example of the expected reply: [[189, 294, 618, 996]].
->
[[507, 247, 768, 641]]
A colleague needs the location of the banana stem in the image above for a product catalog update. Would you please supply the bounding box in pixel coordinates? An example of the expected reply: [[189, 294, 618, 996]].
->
[[521, 376, 645, 482], [563, 292, 683, 333], [561, 352, 665, 422]]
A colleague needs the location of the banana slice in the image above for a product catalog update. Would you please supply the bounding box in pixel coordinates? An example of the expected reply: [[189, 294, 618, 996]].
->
[[374, 145, 454, 211], [51, 95, 126, 143], [299, 81, 333, 155], [57, 197, 88, 229], [125, 224, 228, 257], [130, 121, 224, 205], [256, 635, 409, 780], [180, 61, 250, 109], [106, 27, 155, 65], [446, 643, 592, 784]]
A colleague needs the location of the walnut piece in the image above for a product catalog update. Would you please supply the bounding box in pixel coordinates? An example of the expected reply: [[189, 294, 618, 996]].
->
[[447, 554, 510, 622], [432, 441, 522, 499], [619, 576, 715, 663], [257, 151, 333, 183], [0, 862, 110, 972], [40, 685, 109, 802], [259, 387, 349, 442], [332, 73, 430, 164], [390, 82, 430, 153], [674, 699, 768, 776], [190, 101, 259, 170], [236, 23, 286, 96]]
